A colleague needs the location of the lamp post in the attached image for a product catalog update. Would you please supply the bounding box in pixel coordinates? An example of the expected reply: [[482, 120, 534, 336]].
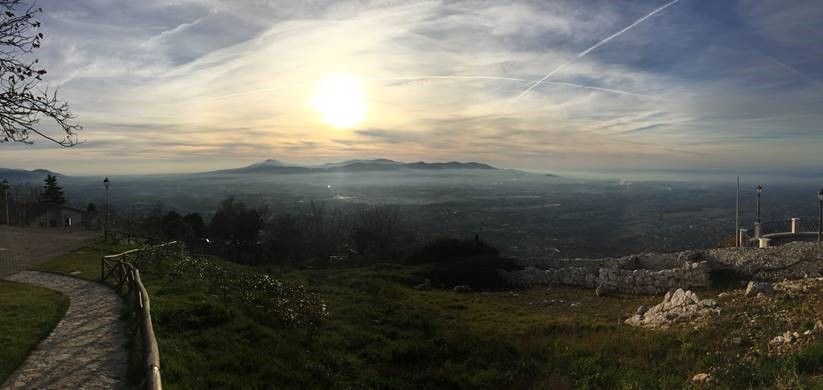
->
[[817, 188, 823, 244], [104, 177, 110, 240], [756, 185, 763, 224], [1, 179, 9, 226]]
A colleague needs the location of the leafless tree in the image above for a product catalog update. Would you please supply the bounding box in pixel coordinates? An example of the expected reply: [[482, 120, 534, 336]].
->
[[1, 0, 80, 146]]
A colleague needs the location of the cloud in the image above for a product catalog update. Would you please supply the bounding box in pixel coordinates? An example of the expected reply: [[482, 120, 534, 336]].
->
[[0, 0, 821, 175]]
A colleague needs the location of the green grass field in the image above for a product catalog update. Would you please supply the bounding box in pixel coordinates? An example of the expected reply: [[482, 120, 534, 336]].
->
[[34, 241, 823, 389], [34, 239, 136, 284], [0, 280, 69, 384]]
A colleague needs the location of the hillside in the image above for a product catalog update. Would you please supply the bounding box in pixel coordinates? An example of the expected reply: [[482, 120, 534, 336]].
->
[[206, 159, 498, 175], [0, 168, 61, 183]]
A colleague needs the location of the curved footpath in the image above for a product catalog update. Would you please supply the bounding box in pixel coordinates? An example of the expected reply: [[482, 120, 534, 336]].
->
[[1, 271, 128, 390]]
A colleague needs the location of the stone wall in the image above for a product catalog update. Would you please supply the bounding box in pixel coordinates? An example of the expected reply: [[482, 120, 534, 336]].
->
[[501, 248, 710, 294], [498, 260, 711, 294], [501, 242, 819, 294], [597, 261, 711, 294], [704, 241, 820, 281]]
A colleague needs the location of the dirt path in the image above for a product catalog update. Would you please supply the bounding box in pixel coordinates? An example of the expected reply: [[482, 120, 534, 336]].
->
[[0, 271, 128, 390], [0, 226, 97, 277]]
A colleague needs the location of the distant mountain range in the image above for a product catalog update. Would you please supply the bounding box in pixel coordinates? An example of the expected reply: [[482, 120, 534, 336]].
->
[[0, 168, 61, 183], [207, 159, 498, 174]]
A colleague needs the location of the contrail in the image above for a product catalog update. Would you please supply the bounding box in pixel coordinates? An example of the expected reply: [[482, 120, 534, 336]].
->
[[366, 75, 529, 82], [380, 76, 650, 97], [209, 76, 525, 100], [209, 75, 648, 100], [514, 0, 681, 101], [541, 81, 649, 98], [764, 56, 823, 89]]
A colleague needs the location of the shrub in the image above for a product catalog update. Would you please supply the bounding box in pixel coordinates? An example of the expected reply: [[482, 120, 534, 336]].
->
[[138, 250, 328, 329], [408, 237, 520, 291], [796, 341, 823, 374], [406, 237, 499, 264]]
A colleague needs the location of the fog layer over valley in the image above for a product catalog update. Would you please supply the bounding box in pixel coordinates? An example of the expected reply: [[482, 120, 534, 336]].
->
[[18, 162, 815, 259]]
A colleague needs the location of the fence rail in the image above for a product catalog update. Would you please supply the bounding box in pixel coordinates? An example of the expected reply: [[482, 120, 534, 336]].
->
[[758, 220, 791, 235], [799, 219, 821, 233], [756, 218, 822, 235], [0, 248, 23, 278], [104, 230, 158, 246], [101, 241, 182, 390]]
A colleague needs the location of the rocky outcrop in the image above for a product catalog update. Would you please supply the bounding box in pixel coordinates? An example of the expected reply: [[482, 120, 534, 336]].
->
[[624, 288, 719, 329], [744, 281, 774, 297]]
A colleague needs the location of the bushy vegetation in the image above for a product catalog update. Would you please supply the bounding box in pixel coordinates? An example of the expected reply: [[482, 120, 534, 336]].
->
[[163, 255, 328, 328], [118, 198, 418, 266], [37, 240, 823, 388], [114, 197, 520, 292], [409, 237, 519, 290], [407, 236, 499, 264]]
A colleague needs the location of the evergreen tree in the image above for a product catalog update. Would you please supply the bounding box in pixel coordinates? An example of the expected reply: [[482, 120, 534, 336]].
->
[[40, 174, 66, 205]]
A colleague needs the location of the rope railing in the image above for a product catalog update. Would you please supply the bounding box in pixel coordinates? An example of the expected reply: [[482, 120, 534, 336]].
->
[[101, 241, 182, 390]]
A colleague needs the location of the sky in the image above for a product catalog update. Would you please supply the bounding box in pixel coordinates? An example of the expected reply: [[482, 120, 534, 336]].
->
[[1, 0, 822, 175]]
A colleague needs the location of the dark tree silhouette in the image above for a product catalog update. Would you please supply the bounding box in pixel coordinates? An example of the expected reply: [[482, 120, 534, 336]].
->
[[182, 213, 206, 238], [210, 197, 266, 248], [39, 174, 65, 205], [1, 0, 80, 146]]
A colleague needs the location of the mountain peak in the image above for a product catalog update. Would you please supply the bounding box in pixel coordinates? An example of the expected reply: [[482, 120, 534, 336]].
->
[[207, 158, 498, 175], [247, 159, 291, 168], [0, 168, 63, 182]]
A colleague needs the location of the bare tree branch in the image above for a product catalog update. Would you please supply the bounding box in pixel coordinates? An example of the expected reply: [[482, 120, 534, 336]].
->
[[1, 0, 81, 147]]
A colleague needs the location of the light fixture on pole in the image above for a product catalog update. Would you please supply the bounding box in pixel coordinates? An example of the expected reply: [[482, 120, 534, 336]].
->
[[817, 188, 823, 244], [1, 179, 9, 226], [756, 185, 763, 224], [104, 177, 110, 240]]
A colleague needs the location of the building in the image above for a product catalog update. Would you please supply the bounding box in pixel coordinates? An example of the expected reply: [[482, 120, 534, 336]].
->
[[30, 205, 89, 229]]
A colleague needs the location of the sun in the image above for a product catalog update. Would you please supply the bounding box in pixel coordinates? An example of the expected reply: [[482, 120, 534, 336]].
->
[[309, 74, 367, 128]]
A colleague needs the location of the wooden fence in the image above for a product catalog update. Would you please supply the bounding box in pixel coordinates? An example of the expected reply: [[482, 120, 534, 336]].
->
[[104, 230, 158, 246], [101, 241, 182, 390]]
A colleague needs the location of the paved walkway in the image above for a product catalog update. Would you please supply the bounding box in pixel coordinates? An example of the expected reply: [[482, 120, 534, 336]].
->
[[1, 271, 128, 390]]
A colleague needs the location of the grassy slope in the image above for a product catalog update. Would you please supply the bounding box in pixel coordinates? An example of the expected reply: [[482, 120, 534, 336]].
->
[[34, 239, 135, 283], [34, 242, 823, 389], [0, 280, 69, 383]]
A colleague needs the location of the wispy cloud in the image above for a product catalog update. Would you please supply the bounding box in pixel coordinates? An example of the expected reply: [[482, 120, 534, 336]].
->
[[1, 0, 821, 174]]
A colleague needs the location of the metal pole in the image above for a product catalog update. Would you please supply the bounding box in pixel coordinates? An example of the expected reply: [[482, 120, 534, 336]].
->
[[818, 199, 821, 244], [756, 189, 761, 224], [106, 186, 110, 240], [3, 186, 8, 226], [736, 176, 740, 247]]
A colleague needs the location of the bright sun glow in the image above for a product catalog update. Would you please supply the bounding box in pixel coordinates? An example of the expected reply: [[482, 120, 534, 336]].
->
[[310, 74, 367, 128]]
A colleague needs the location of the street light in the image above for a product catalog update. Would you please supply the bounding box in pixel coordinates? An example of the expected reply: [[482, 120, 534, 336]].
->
[[1, 179, 9, 226], [756, 185, 763, 224], [104, 177, 110, 240], [817, 188, 823, 244]]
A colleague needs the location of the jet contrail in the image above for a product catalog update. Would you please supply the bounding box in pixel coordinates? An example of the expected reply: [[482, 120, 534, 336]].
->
[[764, 56, 823, 89], [366, 75, 529, 82], [514, 0, 681, 101], [209, 75, 648, 100], [540, 81, 649, 98]]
